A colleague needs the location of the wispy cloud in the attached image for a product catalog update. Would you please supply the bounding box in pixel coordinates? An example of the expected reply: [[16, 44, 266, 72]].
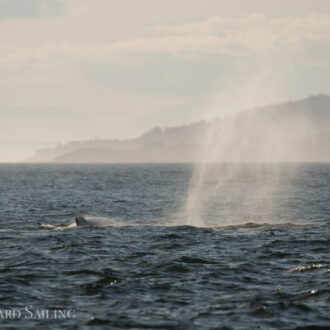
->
[[1, 13, 330, 65]]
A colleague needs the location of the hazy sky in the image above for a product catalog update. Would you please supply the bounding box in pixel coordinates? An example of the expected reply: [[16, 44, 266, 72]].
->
[[1, 0, 330, 161]]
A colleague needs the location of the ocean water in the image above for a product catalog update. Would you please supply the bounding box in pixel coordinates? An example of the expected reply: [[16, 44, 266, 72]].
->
[[0, 163, 329, 329]]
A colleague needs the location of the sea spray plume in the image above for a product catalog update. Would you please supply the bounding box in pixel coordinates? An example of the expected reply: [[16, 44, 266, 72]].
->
[[182, 72, 328, 226], [183, 70, 278, 226], [183, 103, 321, 226]]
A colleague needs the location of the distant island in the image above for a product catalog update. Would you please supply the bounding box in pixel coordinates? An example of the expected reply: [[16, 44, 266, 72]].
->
[[28, 95, 330, 163]]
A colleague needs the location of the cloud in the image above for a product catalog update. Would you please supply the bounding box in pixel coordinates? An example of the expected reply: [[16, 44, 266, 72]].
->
[[1, 13, 330, 66], [0, 0, 65, 20], [151, 13, 330, 56]]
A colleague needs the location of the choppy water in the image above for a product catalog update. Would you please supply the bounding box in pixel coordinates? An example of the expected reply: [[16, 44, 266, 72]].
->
[[0, 164, 329, 329]]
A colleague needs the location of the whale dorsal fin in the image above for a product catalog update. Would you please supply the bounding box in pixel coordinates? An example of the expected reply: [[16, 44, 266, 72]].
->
[[75, 216, 87, 226]]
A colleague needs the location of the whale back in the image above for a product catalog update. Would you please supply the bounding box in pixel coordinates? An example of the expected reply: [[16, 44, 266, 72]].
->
[[75, 216, 114, 227]]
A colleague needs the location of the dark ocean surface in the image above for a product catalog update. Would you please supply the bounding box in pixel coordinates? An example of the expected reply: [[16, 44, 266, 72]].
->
[[0, 164, 329, 329]]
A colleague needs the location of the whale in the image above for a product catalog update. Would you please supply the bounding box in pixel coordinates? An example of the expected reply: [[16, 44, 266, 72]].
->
[[75, 216, 113, 227]]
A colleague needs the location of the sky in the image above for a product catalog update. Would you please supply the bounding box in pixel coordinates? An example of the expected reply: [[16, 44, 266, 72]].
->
[[1, 0, 330, 161]]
